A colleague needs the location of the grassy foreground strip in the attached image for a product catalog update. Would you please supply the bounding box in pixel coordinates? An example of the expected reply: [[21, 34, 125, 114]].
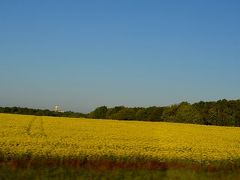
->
[[1, 157, 240, 171], [1, 113, 240, 179], [1, 166, 240, 180], [1, 158, 240, 180]]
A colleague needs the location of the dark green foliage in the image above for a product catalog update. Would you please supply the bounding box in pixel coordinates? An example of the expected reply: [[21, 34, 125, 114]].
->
[[161, 105, 179, 122], [105, 106, 126, 119], [113, 108, 136, 120], [89, 106, 108, 119], [0, 107, 87, 118], [175, 102, 202, 123], [135, 108, 149, 121], [89, 99, 240, 127], [144, 107, 164, 121]]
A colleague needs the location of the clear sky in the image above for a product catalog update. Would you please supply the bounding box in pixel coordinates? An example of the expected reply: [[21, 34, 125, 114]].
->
[[0, 0, 240, 112]]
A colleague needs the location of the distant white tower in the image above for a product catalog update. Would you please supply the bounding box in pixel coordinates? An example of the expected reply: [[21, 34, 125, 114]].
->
[[53, 105, 60, 112]]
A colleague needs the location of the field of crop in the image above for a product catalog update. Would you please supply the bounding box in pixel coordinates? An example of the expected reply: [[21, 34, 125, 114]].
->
[[1, 113, 240, 179]]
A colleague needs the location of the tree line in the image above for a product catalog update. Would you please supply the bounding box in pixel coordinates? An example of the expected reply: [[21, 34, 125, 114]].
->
[[89, 99, 240, 127], [0, 107, 87, 118], [1, 99, 240, 127]]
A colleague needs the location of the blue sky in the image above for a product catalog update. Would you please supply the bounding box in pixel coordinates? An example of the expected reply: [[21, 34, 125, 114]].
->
[[0, 0, 240, 112]]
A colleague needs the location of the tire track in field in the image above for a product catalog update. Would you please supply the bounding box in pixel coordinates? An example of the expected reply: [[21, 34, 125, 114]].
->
[[25, 117, 47, 138], [25, 117, 35, 136], [39, 117, 47, 137]]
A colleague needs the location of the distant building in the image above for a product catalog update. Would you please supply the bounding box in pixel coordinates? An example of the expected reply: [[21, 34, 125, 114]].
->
[[53, 105, 64, 112]]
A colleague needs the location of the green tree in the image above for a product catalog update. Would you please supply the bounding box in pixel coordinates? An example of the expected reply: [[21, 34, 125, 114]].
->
[[135, 108, 148, 121], [106, 106, 125, 119], [162, 104, 178, 122], [89, 106, 108, 119], [175, 102, 201, 123], [114, 108, 136, 120]]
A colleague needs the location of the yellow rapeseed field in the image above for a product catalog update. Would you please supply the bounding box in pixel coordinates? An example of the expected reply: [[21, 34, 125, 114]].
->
[[1, 113, 240, 163]]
